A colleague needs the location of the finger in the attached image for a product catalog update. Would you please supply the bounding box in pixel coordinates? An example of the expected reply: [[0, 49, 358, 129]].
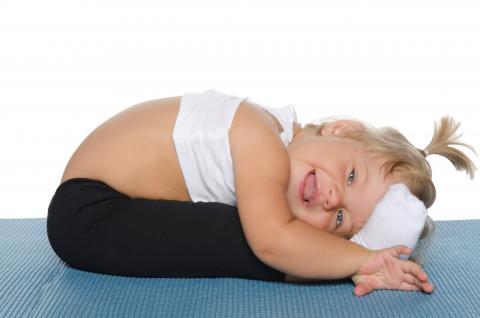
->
[[399, 282, 421, 291], [394, 245, 412, 258], [404, 273, 429, 291], [422, 281, 435, 293], [401, 261, 428, 282], [403, 274, 435, 293], [354, 277, 377, 297], [400, 281, 435, 293], [354, 283, 373, 297], [403, 273, 422, 286], [352, 275, 367, 296]]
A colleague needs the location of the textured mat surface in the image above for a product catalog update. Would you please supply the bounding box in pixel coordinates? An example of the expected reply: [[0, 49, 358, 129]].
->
[[1, 218, 479, 317]]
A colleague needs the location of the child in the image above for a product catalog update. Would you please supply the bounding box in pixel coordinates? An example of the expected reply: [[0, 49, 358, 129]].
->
[[47, 89, 475, 297]]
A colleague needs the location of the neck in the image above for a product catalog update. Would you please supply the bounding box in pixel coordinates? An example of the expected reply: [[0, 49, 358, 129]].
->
[[291, 122, 309, 144]]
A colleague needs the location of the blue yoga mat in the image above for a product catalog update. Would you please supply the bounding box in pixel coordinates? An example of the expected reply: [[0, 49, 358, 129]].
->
[[1, 218, 479, 317]]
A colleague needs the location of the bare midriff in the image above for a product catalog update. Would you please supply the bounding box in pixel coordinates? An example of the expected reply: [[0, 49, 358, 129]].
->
[[60, 95, 287, 201]]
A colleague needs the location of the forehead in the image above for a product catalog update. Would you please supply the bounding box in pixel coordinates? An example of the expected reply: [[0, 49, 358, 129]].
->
[[318, 135, 368, 153], [306, 135, 386, 173], [329, 137, 389, 179]]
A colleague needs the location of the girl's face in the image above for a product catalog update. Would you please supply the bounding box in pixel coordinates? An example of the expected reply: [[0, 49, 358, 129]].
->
[[286, 122, 394, 239]]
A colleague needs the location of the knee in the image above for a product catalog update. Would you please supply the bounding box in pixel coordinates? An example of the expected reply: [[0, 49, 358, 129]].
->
[[47, 200, 81, 269]]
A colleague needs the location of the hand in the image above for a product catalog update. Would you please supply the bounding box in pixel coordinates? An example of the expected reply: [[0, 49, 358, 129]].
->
[[351, 245, 434, 297]]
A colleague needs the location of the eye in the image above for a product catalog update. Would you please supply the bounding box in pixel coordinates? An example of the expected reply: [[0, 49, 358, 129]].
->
[[335, 209, 344, 228], [347, 168, 356, 185]]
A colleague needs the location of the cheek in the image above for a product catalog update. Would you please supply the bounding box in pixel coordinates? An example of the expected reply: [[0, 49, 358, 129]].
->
[[353, 216, 368, 233], [294, 209, 331, 231], [350, 200, 374, 233]]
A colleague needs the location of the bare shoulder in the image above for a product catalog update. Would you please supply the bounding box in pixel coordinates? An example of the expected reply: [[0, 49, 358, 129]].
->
[[228, 100, 294, 257], [229, 100, 290, 187]]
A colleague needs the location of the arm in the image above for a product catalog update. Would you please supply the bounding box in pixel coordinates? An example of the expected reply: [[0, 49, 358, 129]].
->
[[229, 103, 434, 295], [230, 103, 369, 279], [284, 245, 434, 297], [273, 218, 370, 279]]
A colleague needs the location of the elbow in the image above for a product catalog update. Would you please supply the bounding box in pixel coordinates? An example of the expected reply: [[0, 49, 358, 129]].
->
[[249, 226, 287, 270], [252, 242, 278, 267]]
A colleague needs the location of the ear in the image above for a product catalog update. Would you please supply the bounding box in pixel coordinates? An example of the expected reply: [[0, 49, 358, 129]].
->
[[319, 120, 365, 137]]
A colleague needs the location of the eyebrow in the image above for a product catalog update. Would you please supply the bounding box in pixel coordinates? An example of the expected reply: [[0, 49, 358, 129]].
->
[[338, 162, 368, 236], [363, 161, 369, 187], [338, 161, 370, 238]]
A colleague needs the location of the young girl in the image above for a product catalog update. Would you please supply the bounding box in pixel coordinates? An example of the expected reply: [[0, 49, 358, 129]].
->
[[47, 89, 474, 297]]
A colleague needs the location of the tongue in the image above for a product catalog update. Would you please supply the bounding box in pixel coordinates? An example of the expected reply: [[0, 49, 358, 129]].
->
[[303, 173, 316, 201]]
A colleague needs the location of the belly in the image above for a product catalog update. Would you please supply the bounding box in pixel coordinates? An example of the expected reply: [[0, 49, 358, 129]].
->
[[60, 96, 193, 201]]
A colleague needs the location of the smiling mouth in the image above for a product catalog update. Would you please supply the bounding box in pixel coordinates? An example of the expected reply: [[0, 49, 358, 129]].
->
[[301, 170, 317, 205]]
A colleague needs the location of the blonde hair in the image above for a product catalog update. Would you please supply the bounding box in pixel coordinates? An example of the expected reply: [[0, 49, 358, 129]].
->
[[303, 115, 477, 264]]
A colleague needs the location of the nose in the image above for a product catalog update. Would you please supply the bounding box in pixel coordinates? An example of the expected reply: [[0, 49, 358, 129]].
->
[[319, 183, 342, 211]]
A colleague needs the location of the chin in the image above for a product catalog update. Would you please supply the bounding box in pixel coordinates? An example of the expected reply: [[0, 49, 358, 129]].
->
[[286, 190, 301, 217]]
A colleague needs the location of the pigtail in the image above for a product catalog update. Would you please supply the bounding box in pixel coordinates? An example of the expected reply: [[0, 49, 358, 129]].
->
[[423, 116, 477, 180]]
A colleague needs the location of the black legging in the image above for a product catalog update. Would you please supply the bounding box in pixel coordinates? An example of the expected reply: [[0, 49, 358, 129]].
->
[[46, 177, 285, 281]]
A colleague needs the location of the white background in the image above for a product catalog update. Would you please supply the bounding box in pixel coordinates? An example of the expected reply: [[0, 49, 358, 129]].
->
[[1, 0, 478, 220]]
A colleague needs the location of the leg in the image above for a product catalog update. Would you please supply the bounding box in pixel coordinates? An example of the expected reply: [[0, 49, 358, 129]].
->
[[47, 178, 284, 281]]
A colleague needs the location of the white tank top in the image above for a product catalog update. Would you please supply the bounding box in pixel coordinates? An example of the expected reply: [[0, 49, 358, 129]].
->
[[172, 89, 297, 206]]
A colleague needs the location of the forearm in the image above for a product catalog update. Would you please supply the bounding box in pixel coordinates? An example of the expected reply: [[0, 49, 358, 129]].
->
[[262, 219, 370, 280]]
